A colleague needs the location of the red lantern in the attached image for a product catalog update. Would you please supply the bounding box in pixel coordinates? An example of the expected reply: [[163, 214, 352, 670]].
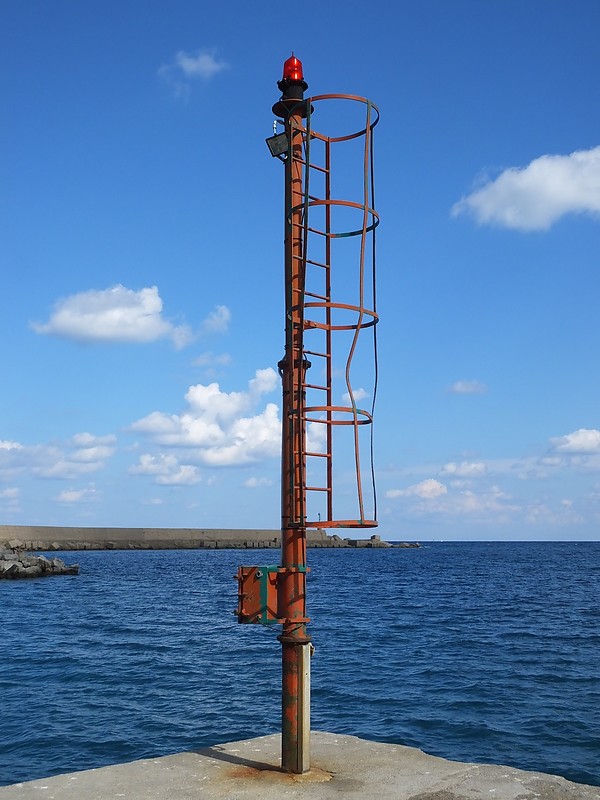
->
[[282, 53, 304, 83]]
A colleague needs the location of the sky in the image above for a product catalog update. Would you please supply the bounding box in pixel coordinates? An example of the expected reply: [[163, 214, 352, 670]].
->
[[2, 0, 600, 540]]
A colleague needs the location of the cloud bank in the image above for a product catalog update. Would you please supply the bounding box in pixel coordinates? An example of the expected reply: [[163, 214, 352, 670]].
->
[[452, 145, 600, 230], [130, 367, 280, 474], [0, 432, 116, 480]]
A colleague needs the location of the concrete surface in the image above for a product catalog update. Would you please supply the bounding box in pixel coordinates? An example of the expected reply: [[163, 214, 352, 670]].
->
[[1, 732, 597, 800]]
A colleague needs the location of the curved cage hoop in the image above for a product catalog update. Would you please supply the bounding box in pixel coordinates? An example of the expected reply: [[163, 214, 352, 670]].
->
[[303, 406, 373, 425], [303, 301, 378, 332], [289, 198, 380, 239]]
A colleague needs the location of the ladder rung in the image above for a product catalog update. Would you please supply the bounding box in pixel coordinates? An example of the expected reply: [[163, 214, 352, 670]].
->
[[291, 257, 330, 270], [291, 193, 324, 205], [305, 451, 331, 458], [304, 349, 330, 359], [305, 486, 332, 492], [305, 290, 328, 301], [291, 222, 327, 238], [291, 158, 329, 174], [304, 383, 328, 391]]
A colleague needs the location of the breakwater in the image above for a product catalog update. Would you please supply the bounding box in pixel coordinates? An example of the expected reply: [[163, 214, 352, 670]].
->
[[0, 525, 408, 551], [0, 550, 79, 579]]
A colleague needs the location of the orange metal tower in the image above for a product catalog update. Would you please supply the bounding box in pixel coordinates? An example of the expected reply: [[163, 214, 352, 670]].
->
[[237, 55, 379, 775]]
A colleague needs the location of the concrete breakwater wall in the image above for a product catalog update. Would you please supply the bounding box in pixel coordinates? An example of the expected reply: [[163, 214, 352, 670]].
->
[[0, 525, 353, 551]]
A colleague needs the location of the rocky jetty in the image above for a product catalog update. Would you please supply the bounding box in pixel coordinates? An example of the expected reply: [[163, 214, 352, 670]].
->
[[346, 535, 422, 548], [347, 534, 392, 548], [0, 545, 79, 579]]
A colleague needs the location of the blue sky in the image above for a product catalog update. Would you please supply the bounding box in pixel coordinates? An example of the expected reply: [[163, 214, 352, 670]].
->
[[2, 1, 600, 540]]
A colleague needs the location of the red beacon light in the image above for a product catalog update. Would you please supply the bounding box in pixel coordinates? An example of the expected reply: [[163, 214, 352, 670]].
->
[[282, 53, 304, 83], [273, 53, 308, 118]]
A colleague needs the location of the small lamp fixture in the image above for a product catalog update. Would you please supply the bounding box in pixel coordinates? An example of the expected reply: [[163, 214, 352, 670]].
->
[[266, 131, 288, 158]]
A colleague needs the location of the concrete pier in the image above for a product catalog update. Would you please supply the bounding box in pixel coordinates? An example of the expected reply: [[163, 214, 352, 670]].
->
[[1, 732, 596, 799], [0, 525, 350, 551]]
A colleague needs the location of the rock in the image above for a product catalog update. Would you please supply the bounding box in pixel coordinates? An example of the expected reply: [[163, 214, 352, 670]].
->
[[37, 556, 52, 572], [0, 549, 79, 579], [8, 539, 24, 550], [0, 562, 19, 577], [22, 565, 43, 577]]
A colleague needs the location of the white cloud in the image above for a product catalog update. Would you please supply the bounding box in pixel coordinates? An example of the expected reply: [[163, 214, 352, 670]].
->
[[386, 478, 448, 500], [158, 48, 228, 99], [198, 404, 280, 466], [452, 145, 600, 230], [174, 49, 228, 79], [551, 428, 600, 454], [0, 432, 116, 480], [129, 453, 201, 485], [156, 465, 201, 485], [0, 440, 23, 451], [201, 305, 231, 335], [244, 477, 273, 488], [130, 368, 281, 468], [32, 285, 194, 348], [449, 485, 517, 516], [0, 487, 19, 500], [249, 367, 278, 395], [447, 380, 488, 395], [71, 432, 116, 447], [54, 485, 97, 504], [539, 456, 562, 467], [342, 387, 369, 405], [386, 478, 519, 521], [306, 419, 327, 452], [440, 461, 486, 478], [38, 458, 100, 479], [130, 453, 180, 476], [69, 433, 116, 464], [524, 500, 584, 526]]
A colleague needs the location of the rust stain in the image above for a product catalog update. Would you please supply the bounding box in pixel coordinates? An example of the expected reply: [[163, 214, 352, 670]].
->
[[228, 764, 333, 783]]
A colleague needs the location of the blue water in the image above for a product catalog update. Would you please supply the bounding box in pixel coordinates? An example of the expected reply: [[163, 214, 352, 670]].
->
[[1, 542, 599, 788]]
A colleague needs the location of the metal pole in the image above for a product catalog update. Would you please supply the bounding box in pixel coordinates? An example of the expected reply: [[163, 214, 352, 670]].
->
[[276, 61, 311, 775]]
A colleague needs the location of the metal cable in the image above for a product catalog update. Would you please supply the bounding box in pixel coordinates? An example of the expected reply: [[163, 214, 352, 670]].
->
[[343, 100, 373, 523]]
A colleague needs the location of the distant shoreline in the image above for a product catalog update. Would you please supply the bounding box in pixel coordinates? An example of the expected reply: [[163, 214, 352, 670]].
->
[[0, 524, 420, 551]]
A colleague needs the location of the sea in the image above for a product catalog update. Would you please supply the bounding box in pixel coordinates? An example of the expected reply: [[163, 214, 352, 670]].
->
[[1, 541, 599, 788]]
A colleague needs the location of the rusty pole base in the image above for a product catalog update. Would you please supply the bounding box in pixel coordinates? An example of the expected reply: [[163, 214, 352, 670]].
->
[[280, 639, 311, 774]]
